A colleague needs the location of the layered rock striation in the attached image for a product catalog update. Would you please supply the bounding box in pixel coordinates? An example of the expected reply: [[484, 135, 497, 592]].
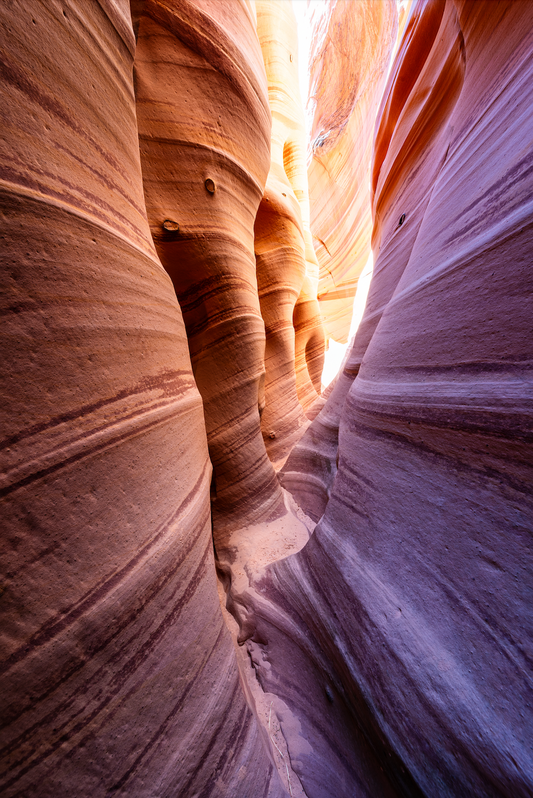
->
[[134, 0, 286, 546], [1, 0, 532, 796], [280, 0, 467, 522], [0, 1, 285, 795], [254, 0, 325, 467], [250, 1, 533, 795]]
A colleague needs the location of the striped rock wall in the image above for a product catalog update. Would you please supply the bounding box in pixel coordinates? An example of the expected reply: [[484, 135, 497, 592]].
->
[[249, 1, 533, 795], [279, 0, 399, 517], [0, 1, 284, 795], [2, 0, 532, 796], [254, 0, 325, 468], [134, 0, 285, 549]]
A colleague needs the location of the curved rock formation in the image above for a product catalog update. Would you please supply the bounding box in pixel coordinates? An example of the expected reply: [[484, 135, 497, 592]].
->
[[282, 0, 467, 522], [279, 368, 348, 523], [134, 0, 285, 546], [2, 0, 532, 796], [280, 0, 399, 519], [254, 0, 324, 466], [250, 1, 533, 795], [307, 0, 397, 342], [293, 274, 325, 411], [254, 189, 308, 465], [0, 2, 284, 795]]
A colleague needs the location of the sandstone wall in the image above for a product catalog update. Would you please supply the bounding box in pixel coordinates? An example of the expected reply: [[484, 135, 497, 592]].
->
[[134, 0, 286, 548], [251, 2, 533, 795], [2, 0, 532, 796], [279, 0, 398, 516], [0, 2, 284, 795], [307, 0, 397, 342], [254, 0, 324, 468]]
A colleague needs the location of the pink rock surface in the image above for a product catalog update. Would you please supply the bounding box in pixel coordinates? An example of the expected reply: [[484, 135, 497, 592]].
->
[[2, 0, 532, 795], [293, 274, 325, 412], [281, 0, 468, 523], [0, 2, 283, 795], [250, 1, 533, 795]]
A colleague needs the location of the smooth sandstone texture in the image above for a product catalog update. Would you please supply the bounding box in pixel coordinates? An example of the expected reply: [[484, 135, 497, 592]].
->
[[250, 1, 533, 795], [254, 189, 309, 465], [134, 0, 285, 547], [292, 272, 325, 416], [281, 0, 466, 523], [279, 0, 399, 516], [0, 2, 284, 795], [279, 368, 351, 523], [307, 0, 397, 342], [2, 0, 532, 796], [254, 0, 324, 467]]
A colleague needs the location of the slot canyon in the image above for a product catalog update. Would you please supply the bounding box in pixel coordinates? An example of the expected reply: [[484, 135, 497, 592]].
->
[[1, 0, 532, 795]]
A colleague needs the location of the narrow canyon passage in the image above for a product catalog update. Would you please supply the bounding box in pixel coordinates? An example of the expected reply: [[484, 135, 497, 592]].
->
[[1, 2, 532, 797]]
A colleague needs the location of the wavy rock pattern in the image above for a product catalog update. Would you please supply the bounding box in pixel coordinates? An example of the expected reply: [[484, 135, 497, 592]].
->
[[279, 369, 348, 523], [254, 189, 308, 465], [279, 0, 399, 515], [251, 1, 533, 795], [280, 0, 398, 520], [293, 274, 325, 412], [3, 0, 532, 796], [0, 2, 283, 795], [134, 0, 285, 547], [281, 0, 467, 523], [307, 0, 397, 342], [254, 0, 324, 467]]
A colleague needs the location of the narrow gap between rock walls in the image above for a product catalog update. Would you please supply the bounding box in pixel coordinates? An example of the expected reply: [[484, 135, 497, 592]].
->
[[215, 488, 315, 797]]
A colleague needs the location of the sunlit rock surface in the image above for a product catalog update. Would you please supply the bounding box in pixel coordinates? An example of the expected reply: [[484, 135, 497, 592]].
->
[[250, 1, 533, 796], [0, 1, 284, 795], [307, 0, 397, 342], [280, 0, 398, 519], [254, 0, 325, 467], [134, 0, 285, 547]]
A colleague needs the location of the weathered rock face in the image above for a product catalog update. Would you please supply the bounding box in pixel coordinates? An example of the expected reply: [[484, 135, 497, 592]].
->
[[307, 0, 397, 342], [0, 1, 284, 795], [280, 0, 398, 519], [134, 0, 285, 546], [2, 0, 532, 796], [254, 0, 324, 466], [250, 1, 533, 795]]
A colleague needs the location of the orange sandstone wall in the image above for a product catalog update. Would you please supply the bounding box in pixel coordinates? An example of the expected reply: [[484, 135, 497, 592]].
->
[[254, 0, 325, 466], [134, 0, 285, 547], [307, 0, 397, 342], [0, 2, 283, 795], [3, 1, 532, 796]]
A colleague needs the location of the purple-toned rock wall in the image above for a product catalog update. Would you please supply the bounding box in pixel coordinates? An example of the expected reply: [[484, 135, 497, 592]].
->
[[250, 1, 533, 795]]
